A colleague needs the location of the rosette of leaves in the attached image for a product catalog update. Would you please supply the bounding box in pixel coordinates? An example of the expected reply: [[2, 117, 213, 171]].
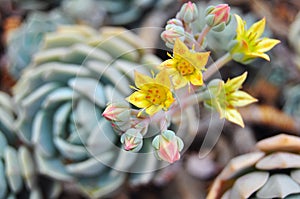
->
[[13, 25, 190, 198], [6, 10, 74, 79], [0, 91, 61, 199], [6, 0, 174, 80], [91, 0, 173, 26], [207, 133, 300, 199]]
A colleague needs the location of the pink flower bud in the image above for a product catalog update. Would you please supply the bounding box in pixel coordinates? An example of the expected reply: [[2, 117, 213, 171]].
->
[[102, 101, 130, 122], [167, 19, 184, 27], [121, 129, 143, 152], [176, 1, 199, 23], [152, 130, 184, 164], [161, 24, 185, 48], [205, 4, 231, 32]]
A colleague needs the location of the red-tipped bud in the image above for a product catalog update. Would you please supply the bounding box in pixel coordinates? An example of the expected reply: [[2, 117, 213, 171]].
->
[[102, 101, 130, 122], [205, 4, 231, 32], [152, 130, 184, 164], [176, 1, 199, 23], [121, 128, 143, 152], [161, 24, 185, 48]]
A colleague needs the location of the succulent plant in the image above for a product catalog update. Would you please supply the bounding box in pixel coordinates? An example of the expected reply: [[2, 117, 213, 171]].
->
[[207, 133, 300, 199], [6, 0, 175, 80], [61, 0, 105, 28], [0, 91, 61, 199], [91, 0, 173, 26], [13, 25, 197, 198], [6, 10, 74, 79]]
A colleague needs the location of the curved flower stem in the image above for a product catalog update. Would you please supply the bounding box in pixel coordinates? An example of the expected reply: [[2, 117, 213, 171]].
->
[[183, 21, 192, 34], [161, 91, 210, 121], [203, 52, 232, 81], [197, 25, 211, 47], [184, 32, 199, 49]]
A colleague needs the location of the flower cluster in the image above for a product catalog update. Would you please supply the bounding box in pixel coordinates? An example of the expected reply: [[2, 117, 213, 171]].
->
[[103, 1, 280, 164]]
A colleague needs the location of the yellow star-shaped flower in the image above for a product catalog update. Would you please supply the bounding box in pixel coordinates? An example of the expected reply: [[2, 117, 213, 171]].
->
[[126, 70, 175, 116], [159, 39, 210, 89], [229, 14, 280, 64], [204, 72, 257, 127]]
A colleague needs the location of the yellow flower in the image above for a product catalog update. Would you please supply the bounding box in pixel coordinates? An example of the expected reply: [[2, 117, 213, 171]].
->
[[229, 14, 280, 64], [126, 70, 175, 116], [159, 39, 210, 89], [204, 72, 257, 127]]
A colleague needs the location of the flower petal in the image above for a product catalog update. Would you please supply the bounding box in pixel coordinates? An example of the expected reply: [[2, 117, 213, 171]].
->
[[159, 59, 177, 69], [173, 38, 189, 58], [225, 72, 247, 92], [134, 71, 153, 88], [228, 90, 258, 107], [126, 91, 150, 108], [256, 38, 280, 53], [145, 104, 162, 115], [164, 92, 175, 109], [248, 17, 265, 39], [156, 70, 172, 88], [189, 70, 204, 86], [234, 14, 245, 37], [172, 73, 188, 89], [189, 51, 210, 70], [224, 108, 244, 127], [248, 52, 270, 61]]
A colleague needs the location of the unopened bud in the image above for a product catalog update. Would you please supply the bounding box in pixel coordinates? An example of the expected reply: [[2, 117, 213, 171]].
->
[[167, 18, 184, 27], [102, 101, 130, 122], [161, 24, 185, 48], [121, 128, 143, 152], [205, 4, 231, 32], [152, 130, 184, 164], [176, 1, 199, 23]]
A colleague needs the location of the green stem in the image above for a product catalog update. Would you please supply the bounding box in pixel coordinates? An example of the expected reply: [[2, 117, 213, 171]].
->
[[184, 32, 199, 49], [181, 91, 211, 108], [197, 25, 211, 48], [203, 52, 232, 81]]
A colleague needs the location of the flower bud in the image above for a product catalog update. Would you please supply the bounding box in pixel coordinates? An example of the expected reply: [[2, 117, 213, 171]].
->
[[167, 18, 184, 26], [176, 1, 199, 23], [103, 101, 132, 134], [161, 24, 185, 48], [152, 130, 184, 163], [205, 4, 231, 32], [102, 101, 130, 122], [121, 128, 143, 152]]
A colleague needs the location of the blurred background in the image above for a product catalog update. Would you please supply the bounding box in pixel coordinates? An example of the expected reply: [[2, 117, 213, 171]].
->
[[0, 0, 300, 198]]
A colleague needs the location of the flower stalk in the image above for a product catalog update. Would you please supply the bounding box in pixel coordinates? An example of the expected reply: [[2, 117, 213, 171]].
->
[[203, 52, 232, 81], [196, 25, 211, 48]]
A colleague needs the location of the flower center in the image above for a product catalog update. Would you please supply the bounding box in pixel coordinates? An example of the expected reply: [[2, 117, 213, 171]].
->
[[242, 32, 258, 51], [146, 86, 166, 105], [177, 59, 195, 76]]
